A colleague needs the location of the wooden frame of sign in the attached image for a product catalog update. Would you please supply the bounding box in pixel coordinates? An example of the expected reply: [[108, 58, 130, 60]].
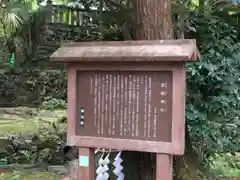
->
[[50, 39, 199, 180]]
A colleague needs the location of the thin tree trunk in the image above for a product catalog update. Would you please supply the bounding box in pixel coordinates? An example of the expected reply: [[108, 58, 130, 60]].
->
[[134, 1, 173, 179], [134, 0, 173, 40], [123, 0, 212, 180]]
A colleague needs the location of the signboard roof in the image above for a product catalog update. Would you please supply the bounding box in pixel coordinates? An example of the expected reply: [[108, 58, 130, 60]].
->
[[50, 39, 200, 62]]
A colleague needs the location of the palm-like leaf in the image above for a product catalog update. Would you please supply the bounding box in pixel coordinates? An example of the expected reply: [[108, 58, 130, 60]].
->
[[4, 0, 33, 23], [0, 0, 37, 54], [4, 12, 22, 28]]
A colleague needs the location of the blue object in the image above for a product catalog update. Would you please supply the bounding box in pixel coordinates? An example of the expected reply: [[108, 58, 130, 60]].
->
[[79, 155, 89, 167]]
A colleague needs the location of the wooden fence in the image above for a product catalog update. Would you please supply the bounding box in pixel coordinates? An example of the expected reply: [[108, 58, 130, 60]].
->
[[44, 4, 103, 26]]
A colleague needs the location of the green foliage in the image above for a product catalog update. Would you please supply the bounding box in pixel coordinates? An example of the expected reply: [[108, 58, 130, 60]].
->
[[0, 2, 124, 107], [0, 171, 63, 180], [0, 0, 35, 53], [36, 118, 67, 164], [185, 13, 240, 163], [41, 96, 66, 110], [0, 115, 67, 165], [38, 70, 67, 102], [209, 153, 240, 176]]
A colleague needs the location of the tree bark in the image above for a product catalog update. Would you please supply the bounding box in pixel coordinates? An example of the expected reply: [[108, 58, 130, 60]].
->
[[123, 0, 213, 180], [134, 0, 173, 179], [134, 0, 173, 40]]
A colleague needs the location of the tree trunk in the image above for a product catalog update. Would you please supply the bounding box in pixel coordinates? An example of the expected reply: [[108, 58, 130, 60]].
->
[[134, 0, 173, 40], [123, 0, 213, 180]]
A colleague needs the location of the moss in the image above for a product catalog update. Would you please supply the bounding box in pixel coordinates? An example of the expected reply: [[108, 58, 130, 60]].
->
[[0, 171, 63, 180], [210, 153, 240, 177], [0, 120, 38, 135], [0, 108, 66, 135]]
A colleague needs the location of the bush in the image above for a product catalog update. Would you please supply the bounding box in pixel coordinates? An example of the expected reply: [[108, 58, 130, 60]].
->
[[41, 96, 66, 110]]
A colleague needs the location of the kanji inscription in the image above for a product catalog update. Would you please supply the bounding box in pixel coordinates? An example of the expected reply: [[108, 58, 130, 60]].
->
[[76, 71, 173, 142]]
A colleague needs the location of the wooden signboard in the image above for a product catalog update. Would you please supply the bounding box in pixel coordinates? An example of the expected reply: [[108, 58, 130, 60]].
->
[[76, 71, 173, 142], [50, 39, 199, 180]]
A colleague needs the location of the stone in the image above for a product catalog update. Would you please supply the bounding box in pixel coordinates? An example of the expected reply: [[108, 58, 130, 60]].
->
[[0, 138, 12, 152], [48, 165, 68, 175]]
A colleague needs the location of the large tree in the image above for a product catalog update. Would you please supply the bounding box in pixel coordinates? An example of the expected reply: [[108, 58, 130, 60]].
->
[[122, 0, 214, 180]]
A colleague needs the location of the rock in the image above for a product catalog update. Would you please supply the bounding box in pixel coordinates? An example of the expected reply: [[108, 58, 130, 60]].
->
[[48, 165, 68, 175], [62, 177, 70, 180], [39, 148, 53, 162], [67, 159, 78, 180], [12, 133, 38, 150], [63, 146, 78, 160], [0, 138, 12, 152]]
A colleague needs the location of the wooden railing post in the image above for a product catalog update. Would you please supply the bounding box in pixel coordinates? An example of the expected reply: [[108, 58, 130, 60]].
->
[[45, 0, 53, 23], [78, 147, 95, 180], [156, 154, 173, 180]]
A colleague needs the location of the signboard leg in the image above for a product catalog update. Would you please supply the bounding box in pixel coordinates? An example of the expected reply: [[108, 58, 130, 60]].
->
[[78, 147, 95, 180], [156, 154, 173, 180]]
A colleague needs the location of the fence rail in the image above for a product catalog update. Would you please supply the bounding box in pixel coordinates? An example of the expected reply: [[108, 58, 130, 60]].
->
[[44, 4, 104, 26]]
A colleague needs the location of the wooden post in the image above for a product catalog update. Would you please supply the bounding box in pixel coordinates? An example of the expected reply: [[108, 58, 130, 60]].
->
[[78, 147, 95, 180], [156, 154, 173, 180]]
